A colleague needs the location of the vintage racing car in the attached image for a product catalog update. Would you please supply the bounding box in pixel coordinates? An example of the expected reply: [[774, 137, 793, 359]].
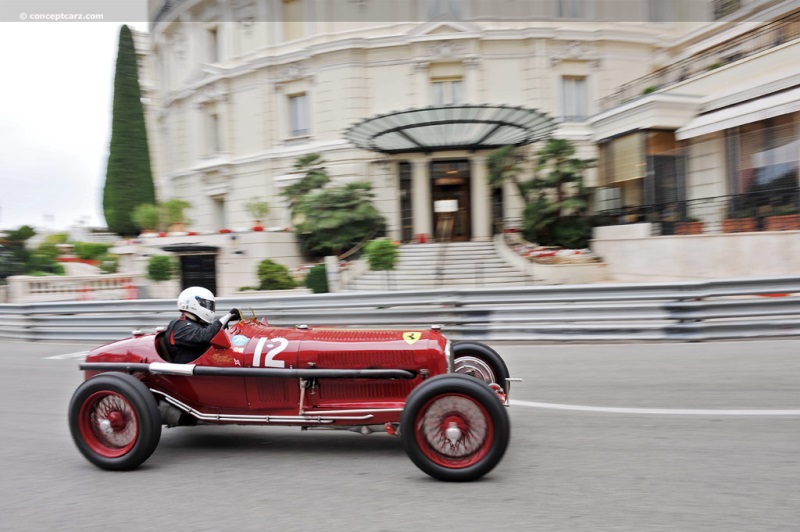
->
[[69, 316, 518, 481]]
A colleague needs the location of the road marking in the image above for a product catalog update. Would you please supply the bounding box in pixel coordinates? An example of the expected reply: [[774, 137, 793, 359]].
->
[[45, 351, 88, 360], [511, 400, 800, 416]]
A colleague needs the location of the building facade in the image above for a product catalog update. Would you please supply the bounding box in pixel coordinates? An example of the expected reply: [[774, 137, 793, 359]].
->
[[144, 0, 709, 246], [591, 0, 800, 235]]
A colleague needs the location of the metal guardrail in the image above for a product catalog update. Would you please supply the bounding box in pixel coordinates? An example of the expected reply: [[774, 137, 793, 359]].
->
[[1, 276, 799, 343]]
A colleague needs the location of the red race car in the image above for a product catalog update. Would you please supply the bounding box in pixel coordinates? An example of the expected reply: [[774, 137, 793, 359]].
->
[[69, 316, 518, 481]]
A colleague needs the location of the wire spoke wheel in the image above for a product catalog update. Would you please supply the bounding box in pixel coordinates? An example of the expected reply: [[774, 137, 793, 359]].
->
[[452, 342, 510, 392], [453, 356, 496, 385], [416, 394, 492, 468], [80, 391, 139, 457], [401, 374, 510, 481], [69, 373, 161, 470]]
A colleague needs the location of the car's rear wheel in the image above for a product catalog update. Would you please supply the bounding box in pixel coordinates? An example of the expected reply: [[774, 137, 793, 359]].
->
[[69, 373, 161, 470], [401, 374, 510, 481], [452, 341, 511, 392]]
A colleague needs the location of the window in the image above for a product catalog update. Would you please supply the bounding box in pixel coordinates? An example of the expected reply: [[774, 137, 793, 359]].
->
[[557, 0, 583, 19], [206, 26, 219, 63], [713, 0, 741, 20], [647, 0, 673, 23], [206, 108, 222, 155], [288, 93, 310, 137], [431, 79, 463, 105], [428, 0, 461, 20], [213, 197, 226, 230], [283, 0, 305, 42], [560, 76, 588, 122]]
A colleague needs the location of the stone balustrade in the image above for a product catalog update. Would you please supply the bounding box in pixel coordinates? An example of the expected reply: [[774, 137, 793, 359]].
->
[[6, 273, 145, 303]]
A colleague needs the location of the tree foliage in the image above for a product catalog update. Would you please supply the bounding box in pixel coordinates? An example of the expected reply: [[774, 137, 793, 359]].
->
[[0, 225, 64, 279], [487, 139, 594, 248], [282, 154, 386, 258], [103, 25, 156, 236]]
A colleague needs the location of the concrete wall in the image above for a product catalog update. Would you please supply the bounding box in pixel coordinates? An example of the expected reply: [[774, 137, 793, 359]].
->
[[592, 230, 800, 282]]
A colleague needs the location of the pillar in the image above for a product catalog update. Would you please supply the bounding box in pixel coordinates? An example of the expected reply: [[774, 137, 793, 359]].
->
[[470, 156, 492, 241], [412, 159, 432, 241]]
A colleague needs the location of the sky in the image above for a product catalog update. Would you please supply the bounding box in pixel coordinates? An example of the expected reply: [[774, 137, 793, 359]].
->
[[0, 21, 149, 231]]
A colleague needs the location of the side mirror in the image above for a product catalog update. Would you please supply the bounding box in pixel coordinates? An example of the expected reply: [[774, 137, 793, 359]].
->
[[210, 328, 231, 349]]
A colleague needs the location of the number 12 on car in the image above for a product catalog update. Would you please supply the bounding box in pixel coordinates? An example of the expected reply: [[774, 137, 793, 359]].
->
[[252, 337, 289, 368]]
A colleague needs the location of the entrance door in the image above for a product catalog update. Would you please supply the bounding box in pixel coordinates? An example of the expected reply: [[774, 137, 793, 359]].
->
[[430, 160, 471, 241], [179, 254, 217, 294]]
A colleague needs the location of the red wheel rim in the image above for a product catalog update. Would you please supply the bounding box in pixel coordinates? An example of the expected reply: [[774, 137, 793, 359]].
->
[[78, 391, 139, 458], [414, 393, 494, 469]]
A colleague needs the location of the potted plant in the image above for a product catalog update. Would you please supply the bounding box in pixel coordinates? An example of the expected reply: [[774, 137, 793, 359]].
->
[[162, 199, 191, 233], [132, 204, 161, 236], [765, 206, 800, 231], [723, 211, 757, 233], [675, 217, 704, 235], [245, 199, 270, 231]]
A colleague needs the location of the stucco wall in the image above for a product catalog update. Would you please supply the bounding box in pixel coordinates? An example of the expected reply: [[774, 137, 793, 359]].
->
[[592, 230, 800, 282]]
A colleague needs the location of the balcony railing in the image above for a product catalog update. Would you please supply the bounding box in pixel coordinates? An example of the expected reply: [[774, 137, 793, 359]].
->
[[596, 187, 800, 236], [598, 10, 800, 113]]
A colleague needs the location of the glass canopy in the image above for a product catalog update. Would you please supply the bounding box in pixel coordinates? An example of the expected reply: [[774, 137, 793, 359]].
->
[[344, 104, 557, 154]]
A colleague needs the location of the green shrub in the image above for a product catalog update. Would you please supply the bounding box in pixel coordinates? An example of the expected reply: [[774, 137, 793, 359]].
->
[[305, 264, 329, 293], [73, 242, 113, 261], [98, 253, 119, 274], [147, 255, 176, 282], [364, 239, 399, 271], [257, 259, 296, 290]]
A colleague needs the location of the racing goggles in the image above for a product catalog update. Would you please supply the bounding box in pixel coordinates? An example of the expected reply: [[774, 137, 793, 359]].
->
[[195, 296, 215, 312]]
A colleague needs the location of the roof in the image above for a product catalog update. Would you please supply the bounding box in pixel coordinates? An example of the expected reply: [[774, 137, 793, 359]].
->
[[344, 104, 556, 154]]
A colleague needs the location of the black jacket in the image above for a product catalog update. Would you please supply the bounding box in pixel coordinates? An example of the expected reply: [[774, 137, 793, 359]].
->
[[165, 314, 224, 364]]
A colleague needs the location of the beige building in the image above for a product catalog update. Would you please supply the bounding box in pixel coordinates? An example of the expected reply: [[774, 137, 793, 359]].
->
[[139, 0, 800, 290], [144, 0, 707, 241]]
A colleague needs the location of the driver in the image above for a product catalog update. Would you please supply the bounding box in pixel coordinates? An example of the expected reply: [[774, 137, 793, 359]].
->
[[165, 286, 242, 364]]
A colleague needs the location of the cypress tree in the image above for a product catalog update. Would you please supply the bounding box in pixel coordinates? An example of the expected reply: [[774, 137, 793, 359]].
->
[[103, 25, 156, 236]]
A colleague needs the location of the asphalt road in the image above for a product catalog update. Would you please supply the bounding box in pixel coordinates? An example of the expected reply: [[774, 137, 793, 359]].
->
[[1, 340, 798, 531]]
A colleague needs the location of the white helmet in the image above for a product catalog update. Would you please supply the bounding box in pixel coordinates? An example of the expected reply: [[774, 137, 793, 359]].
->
[[177, 286, 216, 324]]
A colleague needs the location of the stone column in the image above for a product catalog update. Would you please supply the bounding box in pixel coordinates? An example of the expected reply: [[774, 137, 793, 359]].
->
[[411, 159, 432, 241], [470, 156, 492, 241]]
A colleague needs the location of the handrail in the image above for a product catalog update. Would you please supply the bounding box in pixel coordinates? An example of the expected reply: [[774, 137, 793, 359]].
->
[[598, 11, 800, 112]]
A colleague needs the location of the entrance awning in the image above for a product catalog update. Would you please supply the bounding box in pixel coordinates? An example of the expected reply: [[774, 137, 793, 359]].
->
[[676, 87, 800, 140], [344, 104, 556, 154]]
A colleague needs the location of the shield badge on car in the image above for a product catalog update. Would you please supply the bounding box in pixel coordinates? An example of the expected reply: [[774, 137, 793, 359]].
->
[[403, 332, 421, 345]]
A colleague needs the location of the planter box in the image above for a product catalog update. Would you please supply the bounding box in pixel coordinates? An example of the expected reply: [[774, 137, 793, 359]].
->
[[723, 217, 757, 233], [675, 221, 704, 235], [765, 214, 800, 231]]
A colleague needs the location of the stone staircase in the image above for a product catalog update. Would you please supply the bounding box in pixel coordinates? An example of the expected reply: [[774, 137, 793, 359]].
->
[[343, 241, 532, 291]]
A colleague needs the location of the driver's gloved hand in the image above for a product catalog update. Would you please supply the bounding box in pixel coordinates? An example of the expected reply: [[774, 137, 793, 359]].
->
[[219, 309, 241, 328]]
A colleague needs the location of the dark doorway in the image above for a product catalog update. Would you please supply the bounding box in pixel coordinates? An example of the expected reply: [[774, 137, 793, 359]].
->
[[179, 254, 217, 294], [430, 160, 471, 241]]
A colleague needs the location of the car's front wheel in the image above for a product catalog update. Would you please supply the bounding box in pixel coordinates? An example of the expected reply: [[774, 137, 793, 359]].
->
[[69, 373, 161, 470], [401, 374, 510, 481]]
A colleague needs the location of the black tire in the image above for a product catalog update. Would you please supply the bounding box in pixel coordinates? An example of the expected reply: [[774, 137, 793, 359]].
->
[[401, 374, 510, 481], [68, 373, 161, 471], [452, 341, 511, 392]]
